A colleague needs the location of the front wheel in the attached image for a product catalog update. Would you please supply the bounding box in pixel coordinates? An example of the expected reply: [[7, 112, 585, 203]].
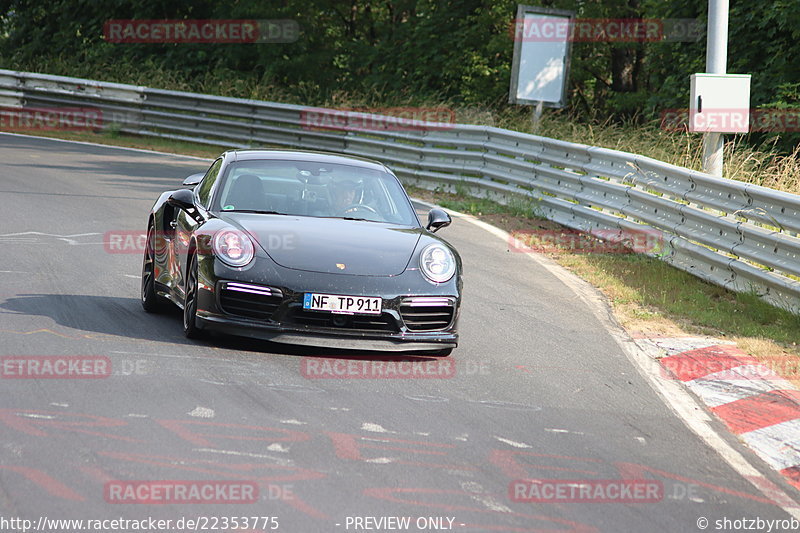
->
[[141, 224, 168, 313], [183, 253, 204, 339]]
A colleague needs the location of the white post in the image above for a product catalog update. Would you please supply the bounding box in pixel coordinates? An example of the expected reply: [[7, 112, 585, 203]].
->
[[531, 100, 544, 133], [703, 0, 729, 176]]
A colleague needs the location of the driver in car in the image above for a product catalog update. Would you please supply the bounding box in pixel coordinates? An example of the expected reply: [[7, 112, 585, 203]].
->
[[331, 179, 359, 215]]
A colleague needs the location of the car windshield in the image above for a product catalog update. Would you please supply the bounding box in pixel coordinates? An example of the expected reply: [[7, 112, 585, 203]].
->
[[212, 159, 420, 226]]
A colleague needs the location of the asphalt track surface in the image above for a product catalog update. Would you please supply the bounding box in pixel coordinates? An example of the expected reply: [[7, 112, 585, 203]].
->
[[0, 133, 798, 532]]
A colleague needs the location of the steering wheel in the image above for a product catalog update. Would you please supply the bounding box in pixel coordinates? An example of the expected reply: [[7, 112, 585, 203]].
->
[[343, 204, 378, 215]]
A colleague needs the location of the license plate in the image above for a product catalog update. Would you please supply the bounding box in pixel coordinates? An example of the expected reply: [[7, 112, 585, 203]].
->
[[303, 293, 382, 315]]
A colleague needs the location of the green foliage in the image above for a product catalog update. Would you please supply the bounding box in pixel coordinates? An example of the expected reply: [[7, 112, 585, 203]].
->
[[1, 0, 799, 152]]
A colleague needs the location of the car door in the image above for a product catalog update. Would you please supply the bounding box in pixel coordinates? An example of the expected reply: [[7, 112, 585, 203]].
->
[[172, 158, 222, 298]]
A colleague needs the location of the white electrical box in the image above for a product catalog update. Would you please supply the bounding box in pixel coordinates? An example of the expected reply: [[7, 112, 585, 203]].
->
[[689, 73, 751, 133]]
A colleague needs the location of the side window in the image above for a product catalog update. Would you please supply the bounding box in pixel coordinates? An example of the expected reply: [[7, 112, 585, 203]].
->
[[196, 158, 223, 208]]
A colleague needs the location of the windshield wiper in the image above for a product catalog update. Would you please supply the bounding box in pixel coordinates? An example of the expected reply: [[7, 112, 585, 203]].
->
[[337, 216, 385, 223], [223, 209, 285, 215], [312, 215, 384, 223]]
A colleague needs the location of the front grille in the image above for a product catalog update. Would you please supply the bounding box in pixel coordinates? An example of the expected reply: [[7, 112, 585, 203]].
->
[[400, 297, 456, 331], [287, 309, 398, 332], [219, 282, 283, 321]]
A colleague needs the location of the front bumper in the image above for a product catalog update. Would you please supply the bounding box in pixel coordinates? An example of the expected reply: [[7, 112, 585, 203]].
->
[[194, 255, 461, 352]]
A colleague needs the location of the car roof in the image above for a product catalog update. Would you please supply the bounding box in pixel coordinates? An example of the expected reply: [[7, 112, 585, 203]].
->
[[226, 149, 388, 172]]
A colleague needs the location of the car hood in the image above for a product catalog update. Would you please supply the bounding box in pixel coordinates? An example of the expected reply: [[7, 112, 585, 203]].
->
[[220, 213, 423, 276]]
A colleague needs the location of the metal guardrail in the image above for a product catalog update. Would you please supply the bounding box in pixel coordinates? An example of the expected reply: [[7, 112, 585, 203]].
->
[[2, 69, 800, 312]]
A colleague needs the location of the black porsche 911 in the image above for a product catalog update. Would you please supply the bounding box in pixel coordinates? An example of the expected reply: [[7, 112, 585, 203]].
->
[[141, 149, 461, 355]]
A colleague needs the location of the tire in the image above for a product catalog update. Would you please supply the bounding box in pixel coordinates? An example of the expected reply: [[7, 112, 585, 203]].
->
[[141, 224, 168, 313], [182, 253, 204, 339]]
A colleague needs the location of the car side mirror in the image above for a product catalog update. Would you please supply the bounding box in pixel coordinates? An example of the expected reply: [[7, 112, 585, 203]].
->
[[167, 189, 195, 211], [426, 208, 451, 232], [182, 173, 204, 187]]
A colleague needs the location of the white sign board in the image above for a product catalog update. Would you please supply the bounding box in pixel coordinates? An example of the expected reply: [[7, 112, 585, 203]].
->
[[509, 6, 574, 107]]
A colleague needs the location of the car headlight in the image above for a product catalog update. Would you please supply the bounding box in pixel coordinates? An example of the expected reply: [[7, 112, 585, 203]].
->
[[419, 243, 456, 283], [213, 228, 255, 267]]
